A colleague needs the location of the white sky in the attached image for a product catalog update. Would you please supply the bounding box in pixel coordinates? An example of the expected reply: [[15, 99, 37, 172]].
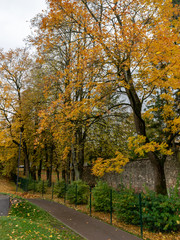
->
[[0, 0, 47, 51]]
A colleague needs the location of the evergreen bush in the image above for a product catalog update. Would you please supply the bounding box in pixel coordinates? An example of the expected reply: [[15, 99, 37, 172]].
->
[[36, 180, 48, 194], [54, 180, 66, 198], [66, 180, 89, 205], [142, 191, 180, 232], [92, 181, 113, 212], [114, 188, 180, 232], [114, 188, 139, 225]]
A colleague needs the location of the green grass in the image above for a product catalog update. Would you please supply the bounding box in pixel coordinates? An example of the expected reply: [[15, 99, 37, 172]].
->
[[0, 198, 84, 240]]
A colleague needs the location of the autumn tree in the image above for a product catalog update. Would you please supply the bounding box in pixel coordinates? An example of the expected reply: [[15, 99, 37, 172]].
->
[[42, 0, 180, 194], [29, 5, 129, 181], [0, 48, 48, 179], [0, 48, 35, 177]]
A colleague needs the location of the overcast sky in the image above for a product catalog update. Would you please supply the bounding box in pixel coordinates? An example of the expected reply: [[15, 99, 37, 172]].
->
[[0, 0, 47, 51]]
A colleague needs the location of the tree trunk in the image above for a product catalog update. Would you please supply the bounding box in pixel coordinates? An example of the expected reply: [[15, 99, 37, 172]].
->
[[77, 128, 85, 180], [45, 143, 50, 182], [66, 153, 71, 183], [48, 144, 54, 186], [124, 69, 168, 195], [78, 143, 85, 180], [23, 146, 30, 178], [23, 159, 26, 176], [148, 152, 167, 195], [30, 166, 36, 180], [62, 169, 66, 181], [71, 163, 76, 181], [71, 145, 76, 181], [55, 165, 60, 182], [30, 149, 37, 180], [38, 159, 42, 181]]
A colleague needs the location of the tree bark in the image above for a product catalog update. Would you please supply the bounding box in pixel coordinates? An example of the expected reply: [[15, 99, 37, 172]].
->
[[22, 141, 30, 178], [62, 169, 66, 181], [30, 149, 37, 180], [55, 165, 60, 182], [66, 152, 71, 183], [124, 69, 167, 195], [38, 159, 42, 181], [77, 127, 85, 180], [148, 152, 167, 195], [78, 143, 85, 180], [48, 144, 54, 186]]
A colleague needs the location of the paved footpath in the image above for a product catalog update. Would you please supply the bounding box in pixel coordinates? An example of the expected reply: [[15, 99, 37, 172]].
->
[[28, 199, 142, 240], [0, 194, 10, 216]]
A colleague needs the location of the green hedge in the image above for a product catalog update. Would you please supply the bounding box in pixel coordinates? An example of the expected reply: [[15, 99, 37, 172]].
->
[[114, 188, 140, 225], [114, 188, 180, 232], [66, 180, 89, 205], [142, 191, 180, 232], [92, 181, 113, 212], [54, 180, 66, 198], [36, 180, 48, 194]]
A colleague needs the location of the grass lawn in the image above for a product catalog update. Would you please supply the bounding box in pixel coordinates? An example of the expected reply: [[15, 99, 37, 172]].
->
[[0, 197, 84, 240]]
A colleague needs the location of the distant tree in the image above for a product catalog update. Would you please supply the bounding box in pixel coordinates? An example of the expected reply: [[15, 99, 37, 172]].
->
[[0, 48, 33, 177]]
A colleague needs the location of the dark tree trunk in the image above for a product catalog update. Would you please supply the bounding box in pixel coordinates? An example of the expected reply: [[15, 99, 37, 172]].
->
[[71, 144, 77, 180], [148, 152, 167, 195], [23, 145, 30, 178], [30, 149, 37, 180], [76, 127, 86, 180], [30, 166, 36, 180], [66, 153, 71, 183], [78, 143, 85, 180], [124, 69, 168, 195], [55, 165, 60, 182], [48, 144, 54, 186], [23, 159, 26, 176], [71, 163, 75, 181], [45, 143, 50, 182], [62, 169, 66, 181], [18, 138, 30, 178], [38, 159, 42, 181]]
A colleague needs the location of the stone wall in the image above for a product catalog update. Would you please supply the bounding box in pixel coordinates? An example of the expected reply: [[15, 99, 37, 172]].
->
[[165, 155, 180, 191], [83, 155, 180, 192]]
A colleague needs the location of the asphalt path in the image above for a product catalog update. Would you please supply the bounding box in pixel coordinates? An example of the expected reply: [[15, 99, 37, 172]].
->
[[28, 199, 142, 240], [0, 194, 10, 216]]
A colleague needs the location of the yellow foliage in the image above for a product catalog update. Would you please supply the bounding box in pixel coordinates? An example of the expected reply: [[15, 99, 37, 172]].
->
[[128, 135, 146, 150], [165, 117, 180, 134], [162, 104, 175, 120], [92, 151, 129, 177], [143, 109, 154, 120], [128, 135, 173, 157]]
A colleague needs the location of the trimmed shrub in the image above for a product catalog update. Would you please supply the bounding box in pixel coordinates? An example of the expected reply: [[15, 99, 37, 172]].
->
[[66, 180, 89, 205], [27, 180, 37, 192], [114, 188, 139, 225], [36, 180, 48, 194], [142, 191, 180, 232], [114, 188, 180, 232], [54, 180, 66, 198], [92, 181, 113, 212]]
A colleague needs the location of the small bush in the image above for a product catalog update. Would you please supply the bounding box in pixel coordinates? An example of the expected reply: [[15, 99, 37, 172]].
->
[[92, 181, 113, 212], [27, 180, 37, 192], [114, 188, 139, 225], [142, 191, 180, 232], [18, 177, 29, 192], [36, 180, 48, 194], [54, 180, 66, 198], [66, 180, 89, 205], [114, 188, 180, 232]]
